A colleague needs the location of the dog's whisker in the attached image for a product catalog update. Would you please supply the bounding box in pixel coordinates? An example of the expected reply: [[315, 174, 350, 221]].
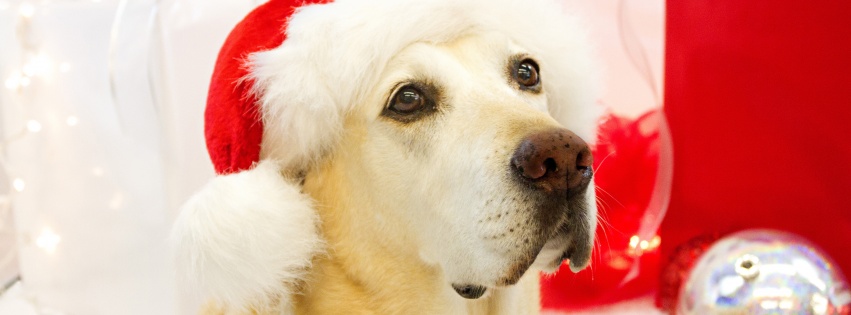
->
[[598, 216, 616, 234], [590, 234, 603, 281], [598, 225, 619, 266], [593, 199, 617, 248], [595, 197, 615, 226], [594, 204, 623, 237], [594, 194, 613, 218], [597, 216, 617, 235], [592, 150, 616, 174], [594, 217, 613, 271], [594, 194, 609, 211], [593, 205, 618, 277], [595, 185, 627, 211]]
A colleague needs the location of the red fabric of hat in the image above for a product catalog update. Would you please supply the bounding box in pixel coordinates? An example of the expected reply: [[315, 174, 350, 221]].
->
[[205, 0, 329, 175]]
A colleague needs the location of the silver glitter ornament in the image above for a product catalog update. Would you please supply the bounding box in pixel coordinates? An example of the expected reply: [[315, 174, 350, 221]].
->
[[678, 229, 851, 315]]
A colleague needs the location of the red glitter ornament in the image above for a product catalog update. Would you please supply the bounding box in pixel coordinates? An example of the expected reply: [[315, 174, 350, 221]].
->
[[656, 233, 721, 313]]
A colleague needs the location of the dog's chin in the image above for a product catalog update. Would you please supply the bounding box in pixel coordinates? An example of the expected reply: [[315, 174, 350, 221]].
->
[[505, 201, 595, 282], [451, 195, 594, 299], [452, 232, 592, 299], [492, 221, 593, 288], [526, 199, 595, 276], [530, 234, 592, 274]]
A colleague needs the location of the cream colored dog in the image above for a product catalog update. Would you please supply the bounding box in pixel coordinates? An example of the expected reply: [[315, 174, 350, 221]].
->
[[288, 33, 598, 314], [173, 0, 601, 314]]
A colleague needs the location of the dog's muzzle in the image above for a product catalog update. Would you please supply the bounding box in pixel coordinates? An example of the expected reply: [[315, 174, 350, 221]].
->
[[511, 127, 595, 275], [450, 128, 595, 300]]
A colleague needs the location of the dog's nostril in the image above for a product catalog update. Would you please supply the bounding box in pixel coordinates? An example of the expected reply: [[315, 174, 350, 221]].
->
[[576, 149, 593, 171], [511, 154, 546, 180], [543, 158, 558, 174]]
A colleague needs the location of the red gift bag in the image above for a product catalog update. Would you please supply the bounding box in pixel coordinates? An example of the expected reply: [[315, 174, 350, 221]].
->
[[658, 0, 851, 309]]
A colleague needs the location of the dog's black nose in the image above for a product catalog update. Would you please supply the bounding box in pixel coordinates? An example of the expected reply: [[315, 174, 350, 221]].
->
[[510, 128, 593, 196]]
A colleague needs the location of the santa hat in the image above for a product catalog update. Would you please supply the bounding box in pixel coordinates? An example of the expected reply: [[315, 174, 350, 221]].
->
[[172, 0, 601, 311]]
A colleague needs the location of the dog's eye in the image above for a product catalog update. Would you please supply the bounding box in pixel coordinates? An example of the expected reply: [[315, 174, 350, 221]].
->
[[514, 59, 540, 88], [390, 86, 426, 114]]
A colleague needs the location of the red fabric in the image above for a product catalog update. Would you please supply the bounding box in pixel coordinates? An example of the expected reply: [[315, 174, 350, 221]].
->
[[205, 0, 328, 174], [541, 111, 663, 310], [659, 0, 851, 307]]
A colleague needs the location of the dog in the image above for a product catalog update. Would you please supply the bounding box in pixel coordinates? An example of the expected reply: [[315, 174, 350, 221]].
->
[[173, 0, 601, 314]]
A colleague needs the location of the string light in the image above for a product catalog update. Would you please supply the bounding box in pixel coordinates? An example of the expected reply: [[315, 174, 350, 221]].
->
[[649, 235, 661, 248], [26, 120, 42, 133], [628, 234, 661, 255], [12, 178, 25, 192], [629, 235, 640, 249], [22, 52, 53, 78], [18, 76, 30, 87], [35, 228, 61, 254], [0, 0, 90, 308], [4, 74, 21, 90], [18, 3, 35, 19], [108, 192, 125, 210], [7, 0, 81, 259], [91, 167, 104, 177]]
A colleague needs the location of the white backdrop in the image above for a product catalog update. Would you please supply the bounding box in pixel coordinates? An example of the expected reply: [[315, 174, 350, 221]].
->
[[0, 0, 259, 313], [0, 0, 662, 314]]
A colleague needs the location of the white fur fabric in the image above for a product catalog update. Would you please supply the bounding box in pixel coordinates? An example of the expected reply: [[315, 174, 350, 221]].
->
[[171, 160, 322, 312]]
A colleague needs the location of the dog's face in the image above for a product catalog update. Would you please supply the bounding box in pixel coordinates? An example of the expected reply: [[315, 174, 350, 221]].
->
[[335, 32, 596, 296]]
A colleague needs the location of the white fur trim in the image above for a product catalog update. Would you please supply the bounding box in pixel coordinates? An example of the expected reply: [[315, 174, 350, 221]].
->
[[249, 0, 602, 171], [171, 160, 323, 311]]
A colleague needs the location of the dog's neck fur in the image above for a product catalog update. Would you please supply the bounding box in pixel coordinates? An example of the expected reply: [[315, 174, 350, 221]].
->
[[295, 138, 541, 314]]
